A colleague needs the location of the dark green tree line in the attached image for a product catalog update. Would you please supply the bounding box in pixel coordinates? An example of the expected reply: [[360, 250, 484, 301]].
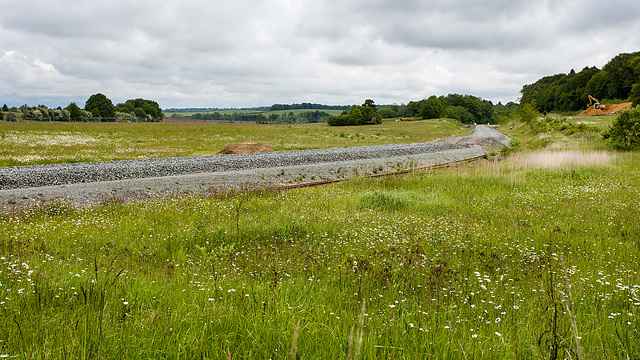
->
[[520, 51, 640, 112], [327, 101, 382, 126], [115, 98, 163, 121], [403, 94, 494, 123]]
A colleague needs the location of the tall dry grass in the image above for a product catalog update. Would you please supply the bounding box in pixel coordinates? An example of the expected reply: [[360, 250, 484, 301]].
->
[[506, 150, 614, 170], [475, 149, 616, 187]]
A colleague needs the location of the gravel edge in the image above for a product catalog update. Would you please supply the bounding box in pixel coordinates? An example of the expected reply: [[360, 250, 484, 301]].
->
[[0, 126, 508, 211]]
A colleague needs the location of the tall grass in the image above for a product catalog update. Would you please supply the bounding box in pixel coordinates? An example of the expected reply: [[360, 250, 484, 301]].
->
[[1, 143, 639, 358], [506, 150, 614, 170]]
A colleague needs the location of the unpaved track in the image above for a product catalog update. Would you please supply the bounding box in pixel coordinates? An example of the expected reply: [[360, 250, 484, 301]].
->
[[0, 126, 509, 211]]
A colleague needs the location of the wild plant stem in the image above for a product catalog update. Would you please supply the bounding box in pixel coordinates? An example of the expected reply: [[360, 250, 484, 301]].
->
[[561, 255, 585, 360]]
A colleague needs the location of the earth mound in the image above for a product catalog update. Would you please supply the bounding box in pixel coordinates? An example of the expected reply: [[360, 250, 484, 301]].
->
[[218, 142, 276, 154], [578, 102, 632, 116]]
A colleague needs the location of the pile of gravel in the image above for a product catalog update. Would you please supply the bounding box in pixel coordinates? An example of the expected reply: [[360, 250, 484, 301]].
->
[[469, 125, 511, 146], [0, 142, 470, 190]]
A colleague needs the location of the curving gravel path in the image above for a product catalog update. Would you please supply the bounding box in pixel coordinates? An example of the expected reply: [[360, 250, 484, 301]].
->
[[0, 142, 471, 190], [0, 125, 509, 210]]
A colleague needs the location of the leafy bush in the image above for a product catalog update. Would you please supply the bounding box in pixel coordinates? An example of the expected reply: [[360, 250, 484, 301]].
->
[[499, 138, 522, 156], [603, 106, 640, 149], [327, 105, 381, 126]]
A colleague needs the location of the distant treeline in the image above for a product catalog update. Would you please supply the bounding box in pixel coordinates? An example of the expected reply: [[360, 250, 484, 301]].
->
[[163, 107, 265, 113], [402, 94, 499, 124], [168, 97, 518, 127], [169, 110, 332, 124], [164, 103, 349, 114], [269, 103, 350, 111], [1, 93, 162, 122], [520, 51, 640, 113]]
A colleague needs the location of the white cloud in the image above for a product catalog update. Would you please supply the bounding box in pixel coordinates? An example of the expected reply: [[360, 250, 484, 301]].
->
[[0, 0, 639, 108]]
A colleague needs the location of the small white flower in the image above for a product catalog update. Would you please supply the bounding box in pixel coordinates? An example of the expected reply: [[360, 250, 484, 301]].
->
[[495, 332, 502, 337], [495, 317, 501, 323], [472, 334, 478, 338]]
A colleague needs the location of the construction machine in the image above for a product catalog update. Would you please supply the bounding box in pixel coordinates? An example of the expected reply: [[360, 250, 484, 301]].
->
[[588, 95, 605, 110]]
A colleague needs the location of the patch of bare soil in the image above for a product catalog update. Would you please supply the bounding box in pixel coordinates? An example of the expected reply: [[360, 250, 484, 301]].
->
[[218, 142, 276, 154], [578, 102, 632, 116], [435, 137, 505, 147]]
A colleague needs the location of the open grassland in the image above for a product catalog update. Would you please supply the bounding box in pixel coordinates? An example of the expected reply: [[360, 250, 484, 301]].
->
[[1, 128, 639, 358], [0, 119, 466, 167]]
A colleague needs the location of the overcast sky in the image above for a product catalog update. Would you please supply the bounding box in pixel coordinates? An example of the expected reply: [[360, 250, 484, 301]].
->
[[1, 0, 640, 109]]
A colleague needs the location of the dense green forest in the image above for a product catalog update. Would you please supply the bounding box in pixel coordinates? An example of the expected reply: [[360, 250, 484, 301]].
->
[[520, 51, 640, 113]]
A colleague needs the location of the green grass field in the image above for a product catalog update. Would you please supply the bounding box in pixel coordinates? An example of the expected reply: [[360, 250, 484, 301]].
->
[[0, 119, 466, 167], [0, 119, 639, 359]]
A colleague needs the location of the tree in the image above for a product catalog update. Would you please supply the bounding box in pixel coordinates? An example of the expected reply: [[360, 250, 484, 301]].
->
[[362, 99, 377, 110], [348, 106, 363, 125], [518, 103, 539, 123], [2, 104, 8, 112], [445, 106, 475, 124], [134, 108, 147, 120], [116, 98, 163, 122], [403, 100, 424, 117], [85, 93, 115, 118], [360, 105, 382, 124], [327, 102, 380, 126], [256, 114, 268, 124], [629, 83, 640, 107], [66, 102, 83, 122], [380, 108, 399, 119], [420, 96, 445, 119], [604, 106, 640, 149]]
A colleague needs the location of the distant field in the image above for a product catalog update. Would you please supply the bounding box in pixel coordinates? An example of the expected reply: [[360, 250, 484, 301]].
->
[[164, 109, 346, 117], [0, 118, 468, 167]]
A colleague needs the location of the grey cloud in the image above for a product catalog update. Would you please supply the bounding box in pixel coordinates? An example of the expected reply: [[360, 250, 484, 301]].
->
[[1, 0, 639, 108]]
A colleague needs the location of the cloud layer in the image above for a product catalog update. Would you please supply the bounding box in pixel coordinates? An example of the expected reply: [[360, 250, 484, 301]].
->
[[1, 0, 639, 108]]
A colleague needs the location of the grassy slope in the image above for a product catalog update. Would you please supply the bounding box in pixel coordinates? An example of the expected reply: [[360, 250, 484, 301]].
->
[[0, 121, 639, 359], [0, 119, 466, 167]]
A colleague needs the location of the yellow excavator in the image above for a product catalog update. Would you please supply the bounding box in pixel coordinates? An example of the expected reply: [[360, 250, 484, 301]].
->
[[588, 95, 605, 110]]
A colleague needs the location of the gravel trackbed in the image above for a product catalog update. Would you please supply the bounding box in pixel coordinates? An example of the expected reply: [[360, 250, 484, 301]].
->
[[0, 125, 509, 210]]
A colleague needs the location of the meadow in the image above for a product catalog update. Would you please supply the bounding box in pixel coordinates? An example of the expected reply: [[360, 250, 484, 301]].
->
[[0, 118, 639, 359], [0, 119, 465, 167]]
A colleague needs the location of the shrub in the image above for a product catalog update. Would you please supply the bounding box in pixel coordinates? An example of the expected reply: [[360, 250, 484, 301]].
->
[[327, 105, 381, 126], [518, 103, 539, 123], [604, 106, 640, 149]]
